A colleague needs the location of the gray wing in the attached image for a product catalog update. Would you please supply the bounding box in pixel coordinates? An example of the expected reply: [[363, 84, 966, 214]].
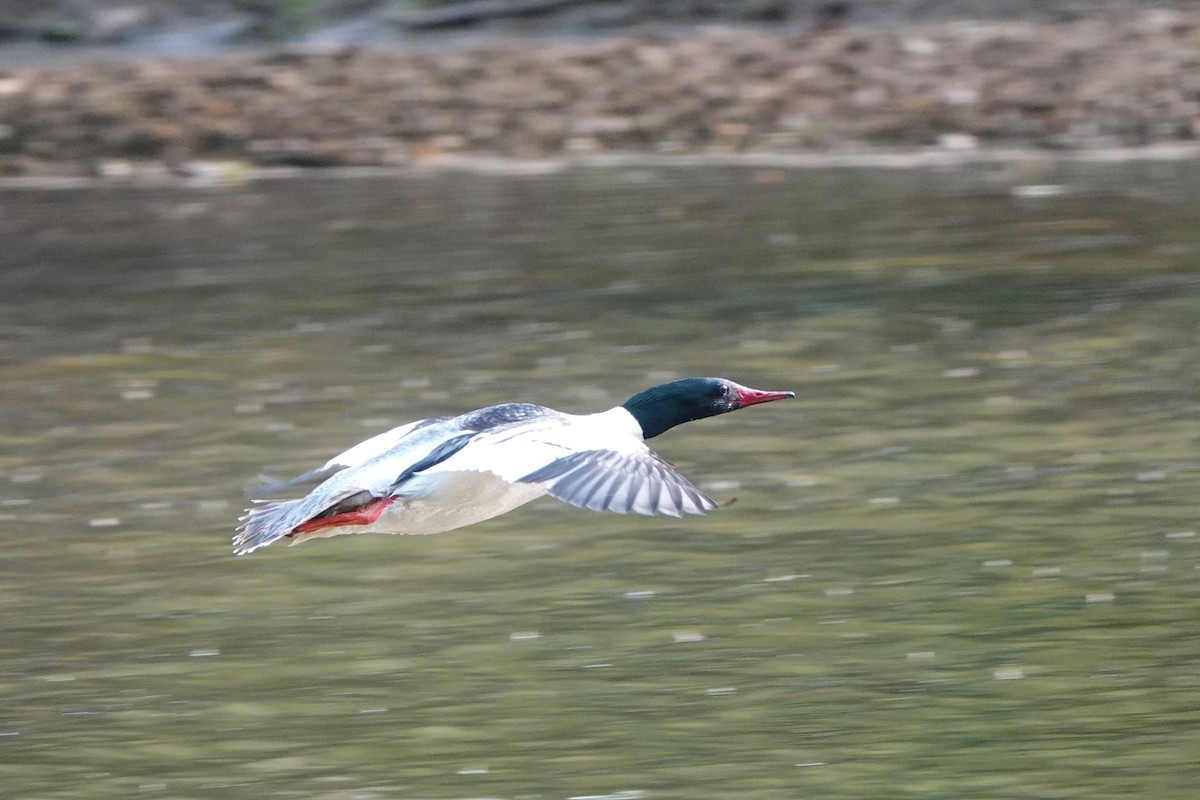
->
[[518, 450, 717, 517]]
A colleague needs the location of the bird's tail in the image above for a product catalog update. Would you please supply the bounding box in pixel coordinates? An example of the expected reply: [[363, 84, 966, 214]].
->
[[233, 498, 303, 556]]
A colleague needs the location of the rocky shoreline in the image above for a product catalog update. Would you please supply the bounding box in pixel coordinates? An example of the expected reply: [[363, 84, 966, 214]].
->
[[0, 8, 1197, 177]]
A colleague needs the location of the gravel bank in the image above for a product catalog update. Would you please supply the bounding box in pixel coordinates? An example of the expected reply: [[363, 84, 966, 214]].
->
[[0, 9, 1197, 176]]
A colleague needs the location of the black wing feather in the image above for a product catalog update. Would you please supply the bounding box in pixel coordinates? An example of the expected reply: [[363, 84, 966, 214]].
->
[[389, 432, 476, 489]]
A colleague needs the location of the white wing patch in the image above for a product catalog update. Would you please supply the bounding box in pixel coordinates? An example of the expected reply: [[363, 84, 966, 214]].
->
[[322, 417, 447, 470]]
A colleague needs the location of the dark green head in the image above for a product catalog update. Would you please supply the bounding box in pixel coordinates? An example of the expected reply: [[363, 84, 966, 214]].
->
[[621, 377, 794, 440]]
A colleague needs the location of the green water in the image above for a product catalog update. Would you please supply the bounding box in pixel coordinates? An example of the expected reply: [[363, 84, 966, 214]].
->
[[1, 162, 1198, 799]]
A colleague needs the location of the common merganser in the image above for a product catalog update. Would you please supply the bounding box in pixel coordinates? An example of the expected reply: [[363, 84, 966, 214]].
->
[[233, 377, 793, 555]]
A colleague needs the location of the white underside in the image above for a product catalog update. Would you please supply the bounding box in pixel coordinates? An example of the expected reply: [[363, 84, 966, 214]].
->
[[288, 470, 548, 546]]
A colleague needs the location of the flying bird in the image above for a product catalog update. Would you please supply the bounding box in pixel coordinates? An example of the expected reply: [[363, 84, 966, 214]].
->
[[234, 377, 793, 555]]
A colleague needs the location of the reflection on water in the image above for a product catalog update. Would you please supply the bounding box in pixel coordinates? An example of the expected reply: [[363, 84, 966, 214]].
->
[[1, 162, 1199, 799]]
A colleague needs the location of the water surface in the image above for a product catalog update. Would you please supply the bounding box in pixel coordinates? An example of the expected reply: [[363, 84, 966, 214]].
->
[[1, 161, 1198, 799]]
